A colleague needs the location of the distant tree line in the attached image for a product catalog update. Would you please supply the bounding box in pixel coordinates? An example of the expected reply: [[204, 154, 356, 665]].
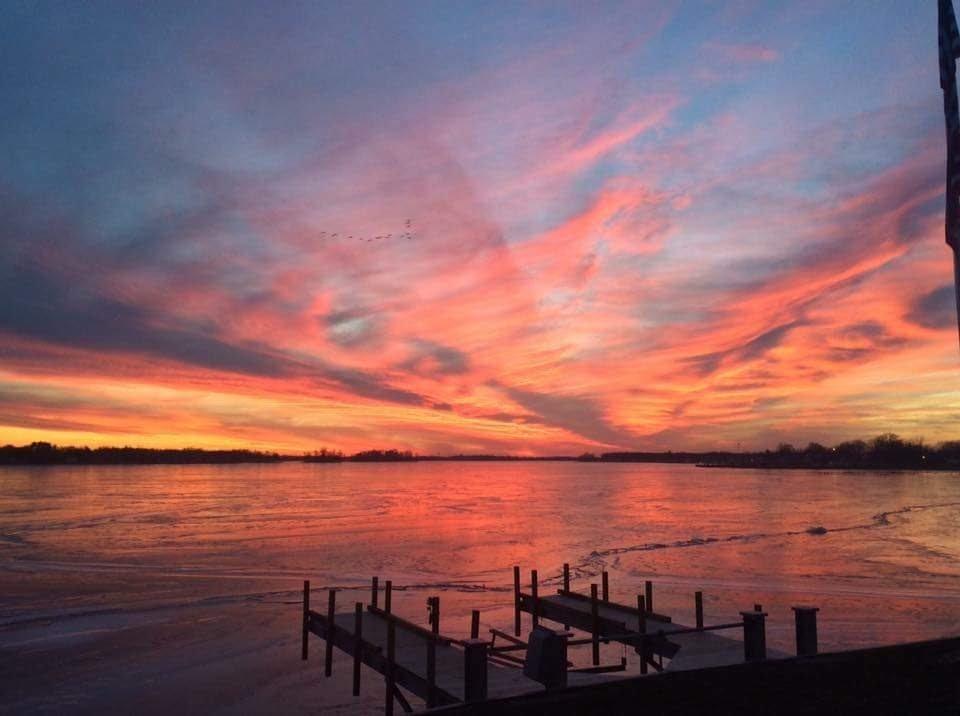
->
[[0, 442, 287, 465], [4, 435, 960, 469], [304, 449, 418, 462], [594, 434, 960, 470]]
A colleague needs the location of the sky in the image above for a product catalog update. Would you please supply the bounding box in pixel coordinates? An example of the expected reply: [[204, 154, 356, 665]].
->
[[1, 0, 959, 455]]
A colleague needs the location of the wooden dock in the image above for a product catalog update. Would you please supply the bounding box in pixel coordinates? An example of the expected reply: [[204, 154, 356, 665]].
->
[[302, 565, 816, 713], [516, 566, 785, 673]]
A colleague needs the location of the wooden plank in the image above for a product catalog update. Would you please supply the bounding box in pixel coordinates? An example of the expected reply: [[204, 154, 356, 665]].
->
[[367, 604, 455, 646], [307, 610, 460, 706], [523, 593, 685, 660], [554, 589, 673, 623], [308, 609, 546, 703]]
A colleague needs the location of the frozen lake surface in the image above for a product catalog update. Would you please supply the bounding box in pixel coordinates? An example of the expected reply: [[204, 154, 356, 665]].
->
[[2, 462, 960, 712]]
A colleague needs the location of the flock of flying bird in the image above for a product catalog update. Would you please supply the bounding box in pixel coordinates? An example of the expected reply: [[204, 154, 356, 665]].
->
[[318, 218, 415, 243]]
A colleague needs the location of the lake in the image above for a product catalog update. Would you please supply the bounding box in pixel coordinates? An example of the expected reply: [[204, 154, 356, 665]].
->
[[2, 462, 960, 712]]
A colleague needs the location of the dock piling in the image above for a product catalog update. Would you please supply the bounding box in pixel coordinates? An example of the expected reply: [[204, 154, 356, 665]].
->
[[645, 580, 654, 613], [325, 589, 336, 676], [601, 571, 609, 602], [513, 566, 521, 637], [741, 610, 768, 661], [531, 570, 539, 628], [471, 610, 480, 639], [695, 591, 704, 630], [384, 580, 392, 614], [353, 602, 362, 696], [463, 639, 489, 702], [385, 618, 396, 716], [792, 606, 819, 656], [428, 596, 440, 634], [426, 637, 437, 707], [371, 576, 379, 608], [301, 580, 310, 661], [590, 583, 600, 666], [637, 594, 647, 675], [562, 563, 570, 593]]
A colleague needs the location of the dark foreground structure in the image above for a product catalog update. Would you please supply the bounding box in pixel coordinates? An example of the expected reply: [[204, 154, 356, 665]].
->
[[437, 635, 960, 715], [301, 564, 960, 714]]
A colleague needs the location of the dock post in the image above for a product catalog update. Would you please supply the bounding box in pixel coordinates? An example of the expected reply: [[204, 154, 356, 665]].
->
[[426, 637, 437, 707], [471, 609, 480, 639], [463, 639, 489, 702], [562, 563, 570, 593], [384, 580, 392, 614], [325, 589, 336, 676], [428, 596, 440, 634], [371, 576, 379, 608], [353, 602, 362, 696], [513, 565, 521, 637], [792, 606, 819, 656], [302, 580, 310, 660], [590, 583, 600, 666], [741, 610, 768, 661], [531, 570, 539, 628], [637, 594, 647, 675], [645, 580, 653, 613], [601, 571, 609, 602], [695, 591, 704, 630], [385, 618, 396, 716]]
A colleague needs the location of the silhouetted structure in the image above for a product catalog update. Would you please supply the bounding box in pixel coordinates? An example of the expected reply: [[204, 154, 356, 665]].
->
[[939, 0, 960, 346], [302, 564, 960, 714]]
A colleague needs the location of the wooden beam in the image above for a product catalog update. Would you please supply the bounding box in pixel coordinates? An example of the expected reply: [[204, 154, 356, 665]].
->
[[301, 580, 310, 661], [518, 594, 681, 659], [385, 617, 395, 716], [353, 602, 363, 696], [366, 605, 455, 646], [531, 570, 539, 629], [513, 566, 521, 637], [325, 589, 335, 677], [306, 611, 460, 706], [590, 584, 600, 666], [550, 588, 672, 623]]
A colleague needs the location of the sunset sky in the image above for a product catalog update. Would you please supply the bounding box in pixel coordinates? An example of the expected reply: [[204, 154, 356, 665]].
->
[[2, 1, 959, 455]]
